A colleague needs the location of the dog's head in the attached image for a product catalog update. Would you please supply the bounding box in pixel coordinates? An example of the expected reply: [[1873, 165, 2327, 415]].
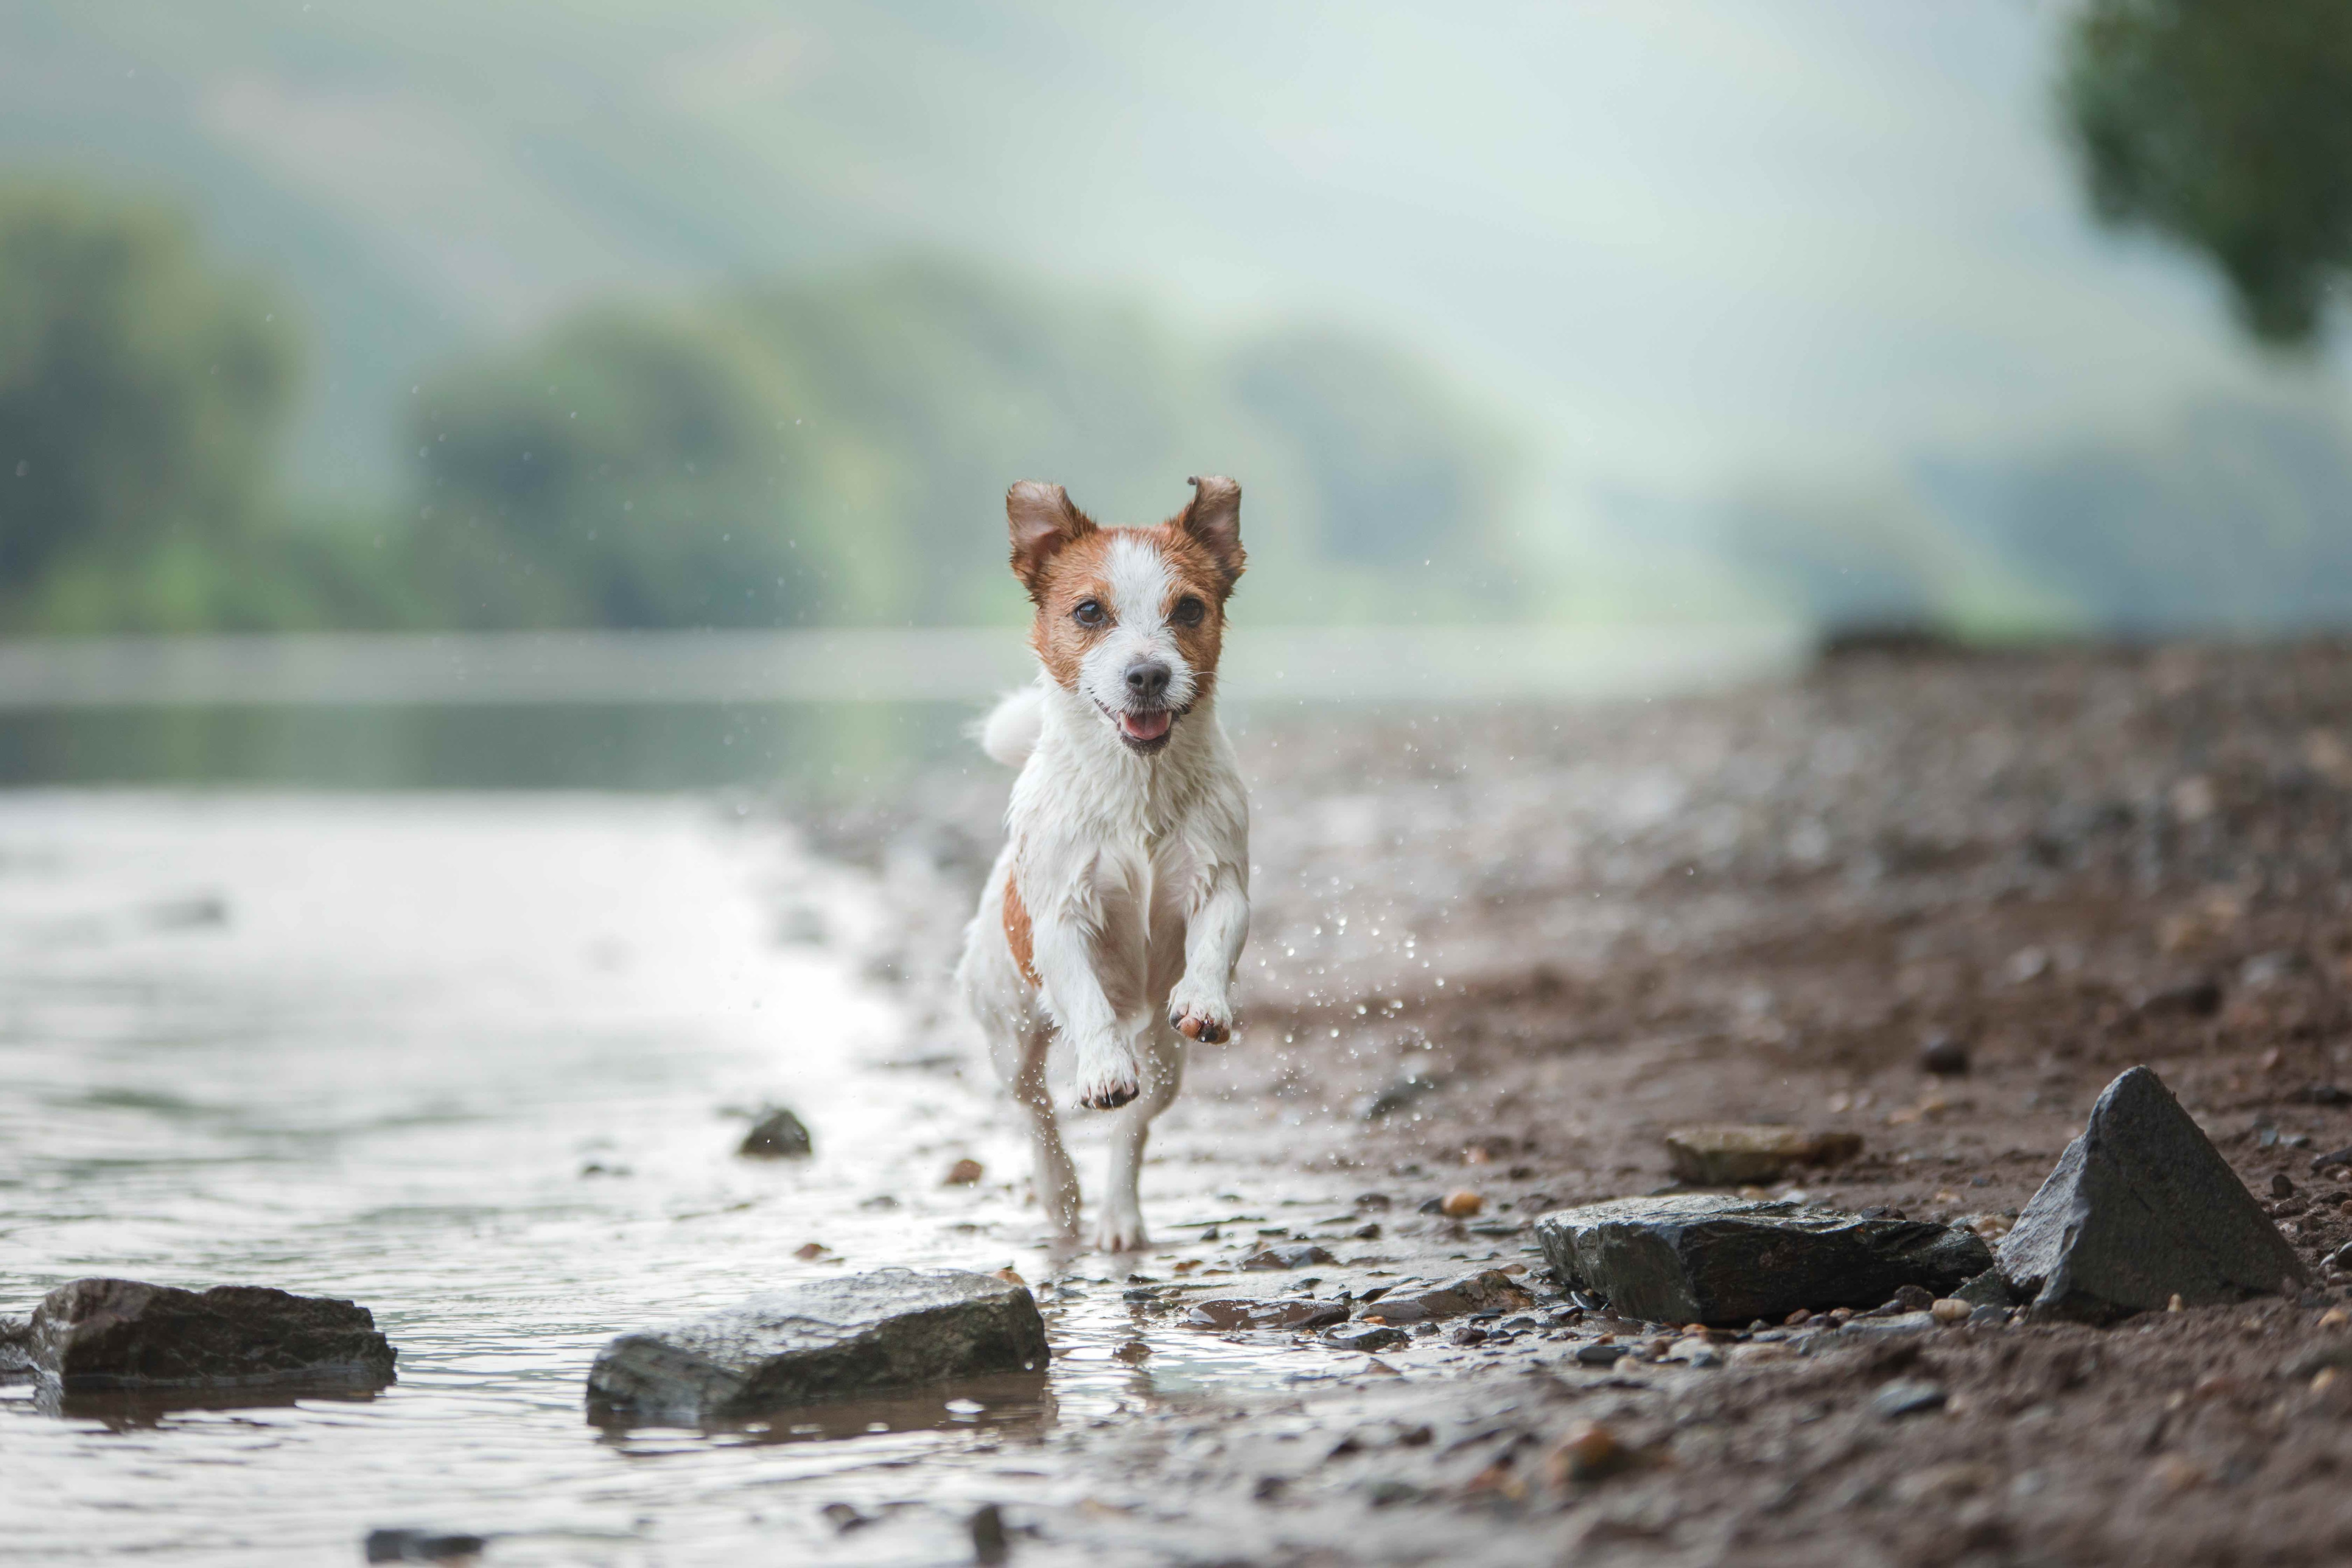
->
[[1006, 476, 1245, 756]]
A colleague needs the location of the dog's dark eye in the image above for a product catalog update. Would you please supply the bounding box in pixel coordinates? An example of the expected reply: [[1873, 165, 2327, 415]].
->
[[1073, 599, 1106, 627], [1171, 596, 1206, 628]]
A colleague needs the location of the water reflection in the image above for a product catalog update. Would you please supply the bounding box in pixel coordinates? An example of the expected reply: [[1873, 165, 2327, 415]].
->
[[593, 1371, 1056, 1448]]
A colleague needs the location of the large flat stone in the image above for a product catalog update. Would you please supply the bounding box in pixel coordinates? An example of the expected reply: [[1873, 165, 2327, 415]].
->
[[1996, 1066, 2305, 1323], [8, 1278, 395, 1391], [1663, 1125, 1863, 1186], [1535, 1196, 1992, 1326], [586, 1268, 1047, 1425]]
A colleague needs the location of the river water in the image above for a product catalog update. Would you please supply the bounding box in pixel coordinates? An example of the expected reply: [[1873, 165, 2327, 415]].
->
[[0, 794, 1323, 1565]]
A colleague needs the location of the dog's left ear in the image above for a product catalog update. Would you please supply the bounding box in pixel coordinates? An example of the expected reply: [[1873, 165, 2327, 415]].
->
[[1178, 475, 1246, 590]]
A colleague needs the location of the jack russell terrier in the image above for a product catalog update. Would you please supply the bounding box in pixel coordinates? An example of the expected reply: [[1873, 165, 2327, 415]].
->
[[955, 476, 1251, 1251]]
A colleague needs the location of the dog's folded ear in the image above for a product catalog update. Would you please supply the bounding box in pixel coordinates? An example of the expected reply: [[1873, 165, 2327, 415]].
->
[[1007, 481, 1098, 598], [1178, 475, 1246, 589]]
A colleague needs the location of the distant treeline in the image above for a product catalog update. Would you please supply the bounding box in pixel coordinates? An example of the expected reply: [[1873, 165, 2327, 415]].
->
[[0, 180, 1517, 634]]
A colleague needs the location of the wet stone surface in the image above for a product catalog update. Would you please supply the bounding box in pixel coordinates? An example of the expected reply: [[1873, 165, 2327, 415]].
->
[[585, 1270, 1048, 1425], [8, 1278, 396, 1392], [1184, 1297, 1352, 1332], [1535, 1194, 1993, 1325]]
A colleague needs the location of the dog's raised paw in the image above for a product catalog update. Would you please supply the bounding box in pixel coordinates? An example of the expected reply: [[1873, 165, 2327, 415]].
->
[[1166, 990, 1234, 1044]]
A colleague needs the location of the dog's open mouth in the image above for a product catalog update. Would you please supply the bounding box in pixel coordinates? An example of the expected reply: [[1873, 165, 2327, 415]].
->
[[1118, 709, 1172, 744], [1098, 703, 1177, 750]]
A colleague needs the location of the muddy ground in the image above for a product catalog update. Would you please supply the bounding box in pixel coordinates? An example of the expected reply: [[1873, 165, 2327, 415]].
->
[[808, 642, 2352, 1568]]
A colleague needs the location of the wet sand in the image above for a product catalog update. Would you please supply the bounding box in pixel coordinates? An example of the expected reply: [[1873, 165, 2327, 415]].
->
[[821, 641, 2352, 1567]]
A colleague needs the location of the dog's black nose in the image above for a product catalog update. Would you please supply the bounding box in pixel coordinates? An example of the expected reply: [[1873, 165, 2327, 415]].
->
[[1125, 661, 1171, 700]]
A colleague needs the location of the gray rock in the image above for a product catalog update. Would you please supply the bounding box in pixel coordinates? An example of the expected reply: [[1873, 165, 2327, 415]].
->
[[1184, 1297, 1351, 1332], [365, 1528, 489, 1563], [1871, 1379, 1947, 1419], [1358, 1075, 1439, 1121], [1830, 1311, 1936, 1341], [12, 1279, 395, 1391], [971, 1503, 1009, 1566], [1953, 1268, 2017, 1310], [1325, 1323, 1410, 1352], [1534, 1195, 1993, 1326], [1573, 1341, 1632, 1365], [1349, 1269, 1533, 1324], [738, 1106, 813, 1159], [1238, 1243, 1335, 1271], [1995, 1066, 2306, 1323], [586, 1269, 1046, 1425]]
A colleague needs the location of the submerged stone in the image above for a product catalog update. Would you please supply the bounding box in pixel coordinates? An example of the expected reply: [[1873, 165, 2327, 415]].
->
[[11, 1278, 395, 1391], [1535, 1196, 1992, 1326], [1184, 1297, 1351, 1331], [1995, 1066, 2305, 1323], [1239, 1243, 1335, 1270], [585, 1268, 1047, 1425], [365, 1528, 490, 1563], [1351, 1269, 1534, 1324], [738, 1106, 813, 1159], [1663, 1125, 1863, 1186]]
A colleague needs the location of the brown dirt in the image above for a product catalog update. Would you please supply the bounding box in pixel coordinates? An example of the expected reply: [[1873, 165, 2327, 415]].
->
[[815, 641, 2352, 1567]]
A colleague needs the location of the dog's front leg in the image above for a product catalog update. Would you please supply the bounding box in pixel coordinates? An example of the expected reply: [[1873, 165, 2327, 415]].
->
[[1030, 874, 1152, 1110], [1166, 862, 1248, 1044]]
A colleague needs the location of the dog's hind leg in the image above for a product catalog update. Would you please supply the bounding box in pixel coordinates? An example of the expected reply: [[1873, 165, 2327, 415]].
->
[[999, 1022, 1081, 1240], [1095, 1022, 1182, 1252]]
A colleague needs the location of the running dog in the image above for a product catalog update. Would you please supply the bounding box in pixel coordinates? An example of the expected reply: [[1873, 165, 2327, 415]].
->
[[955, 476, 1250, 1251]]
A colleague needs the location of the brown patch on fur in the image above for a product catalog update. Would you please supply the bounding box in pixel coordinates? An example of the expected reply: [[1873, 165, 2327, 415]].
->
[[1003, 874, 1041, 987], [1152, 523, 1233, 701], [1026, 533, 1117, 692]]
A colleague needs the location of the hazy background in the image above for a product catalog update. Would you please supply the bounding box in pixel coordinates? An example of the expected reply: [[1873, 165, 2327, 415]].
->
[[3, 0, 2351, 700]]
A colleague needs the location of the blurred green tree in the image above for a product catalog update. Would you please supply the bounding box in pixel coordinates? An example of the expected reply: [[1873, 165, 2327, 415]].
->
[[0, 180, 310, 630], [413, 258, 1521, 629], [2063, 0, 2352, 346], [410, 307, 863, 629]]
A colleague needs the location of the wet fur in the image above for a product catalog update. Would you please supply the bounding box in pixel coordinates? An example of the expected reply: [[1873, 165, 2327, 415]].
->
[[955, 478, 1251, 1251]]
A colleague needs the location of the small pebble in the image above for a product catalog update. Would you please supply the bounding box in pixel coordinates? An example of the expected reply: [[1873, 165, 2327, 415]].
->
[[970, 1502, 1009, 1566], [944, 1158, 985, 1186], [1784, 1308, 1812, 1326], [2273, 1173, 2298, 1199], [2321, 1307, 2350, 1329], [794, 1242, 827, 1261], [994, 1267, 1029, 1289], [1544, 1421, 1629, 1483], [1871, 1379, 1947, 1419], [1919, 1034, 1971, 1076], [1440, 1190, 1485, 1218], [1930, 1298, 1969, 1325], [2168, 1293, 2184, 1313]]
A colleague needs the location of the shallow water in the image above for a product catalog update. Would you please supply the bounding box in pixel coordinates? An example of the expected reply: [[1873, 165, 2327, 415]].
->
[[0, 795, 1334, 1565]]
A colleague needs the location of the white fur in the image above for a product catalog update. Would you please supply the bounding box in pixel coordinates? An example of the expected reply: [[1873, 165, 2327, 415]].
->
[[955, 550, 1249, 1253]]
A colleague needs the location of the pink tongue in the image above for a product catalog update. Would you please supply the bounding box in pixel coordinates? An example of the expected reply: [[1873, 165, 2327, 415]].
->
[[1122, 710, 1172, 741]]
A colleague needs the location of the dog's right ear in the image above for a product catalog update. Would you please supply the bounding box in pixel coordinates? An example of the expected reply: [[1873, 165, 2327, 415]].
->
[[1007, 481, 1097, 598]]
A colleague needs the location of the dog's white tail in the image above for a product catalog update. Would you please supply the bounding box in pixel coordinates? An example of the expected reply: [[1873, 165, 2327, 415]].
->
[[977, 685, 1044, 767]]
